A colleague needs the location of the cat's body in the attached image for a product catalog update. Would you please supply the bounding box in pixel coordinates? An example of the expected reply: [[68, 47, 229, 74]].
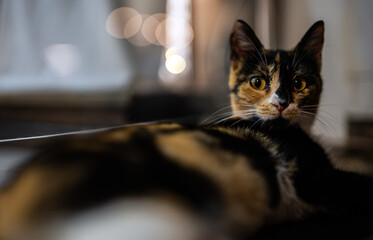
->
[[0, 20, 372, 239]]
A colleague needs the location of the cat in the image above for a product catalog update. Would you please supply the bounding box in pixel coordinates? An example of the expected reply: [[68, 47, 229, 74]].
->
[[0, 20, 372, 240]]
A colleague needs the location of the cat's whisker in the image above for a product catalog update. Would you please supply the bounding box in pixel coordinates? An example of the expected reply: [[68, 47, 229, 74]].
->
[[300, 114, 333, 133], [208, 105, 233, 114], [302, 104, 342, 109], [316, 110, 343, 127], [201, 104, 257, 125], [234, 110, 257, 117], [301, 105, 320, 109], [211, 111, 258, 125], [240, 104, 256, 108], [201, 103, 259, 125], [201, 112, 235, 125], [315, 118, 338, 135], [300, 110, 337, 134], [206, 109, 255, 118], [237, 109, 255, 113], [200, 106, 234, 124], [207, 112, 249, 125], [249, 118, 262, 131], [230, 118, 245, 127], [300, 105, 344, 127], [206, 108, 256, 122], [214, 115, 239, 124], [238, 114, 257, 121], [301, 109, 340, 130], [202, 112, 233, 122]]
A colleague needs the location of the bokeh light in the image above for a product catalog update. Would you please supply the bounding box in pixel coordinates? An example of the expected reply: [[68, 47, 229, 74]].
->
[[165, 47, 177, 59], [106, 7, 194, 49], [156, 17, 194, 48], [126, 14, 150, 47], [168, 17, 194, 47], [106, 7, 141, 39], [165, 55, 186, 74], [155, 19, 167, 46], [149, 13, 167, 45], [43, 44, 81, 77], [142, 15, 160, 45], [123, 14, 143, 39]]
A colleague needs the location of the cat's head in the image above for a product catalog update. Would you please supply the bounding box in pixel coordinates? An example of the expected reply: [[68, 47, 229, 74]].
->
[[229, 20, 324, 132]]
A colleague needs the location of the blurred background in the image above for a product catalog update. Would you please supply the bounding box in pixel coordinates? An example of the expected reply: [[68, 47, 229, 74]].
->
[[0, 0, 372, 169]]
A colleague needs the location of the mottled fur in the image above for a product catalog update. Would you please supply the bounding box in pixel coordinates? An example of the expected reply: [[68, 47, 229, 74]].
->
[[229, 20, 323, 134], [0, 21, 372, 240]]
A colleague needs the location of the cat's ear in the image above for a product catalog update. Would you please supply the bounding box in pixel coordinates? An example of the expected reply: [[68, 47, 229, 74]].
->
[[294, 20, 324, 72], [230, 20, 264, 61]]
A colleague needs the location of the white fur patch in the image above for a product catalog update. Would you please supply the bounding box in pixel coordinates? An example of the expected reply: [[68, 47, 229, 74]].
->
[[18, 198, 228, 240], [267, 93, 280, 105], [270, 159, 315, 222]]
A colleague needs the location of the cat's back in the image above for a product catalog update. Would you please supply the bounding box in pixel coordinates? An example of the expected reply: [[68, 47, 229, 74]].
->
[[0, 123, 279, 240]]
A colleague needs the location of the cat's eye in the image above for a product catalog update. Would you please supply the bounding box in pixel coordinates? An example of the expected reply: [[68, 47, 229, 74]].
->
[[250, 77, 266, 90], [294, 78, 306, 92]]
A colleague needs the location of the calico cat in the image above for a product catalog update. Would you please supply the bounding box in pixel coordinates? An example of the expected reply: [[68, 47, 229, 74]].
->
[[0, 20, 372, 240]]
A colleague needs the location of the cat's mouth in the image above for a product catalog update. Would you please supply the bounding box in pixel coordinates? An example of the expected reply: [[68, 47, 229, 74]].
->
[[256, 103, 300, 122]]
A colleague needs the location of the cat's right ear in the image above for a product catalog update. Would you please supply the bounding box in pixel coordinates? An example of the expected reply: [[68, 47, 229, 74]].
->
[[230, 20, 264, 61], [294, 21, 324, 72]]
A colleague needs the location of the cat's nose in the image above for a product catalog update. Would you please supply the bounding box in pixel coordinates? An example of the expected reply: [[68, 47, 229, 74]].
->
[[273, 101, 288, 113]]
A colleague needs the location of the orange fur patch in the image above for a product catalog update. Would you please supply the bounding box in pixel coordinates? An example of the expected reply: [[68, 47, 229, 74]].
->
[[155, 130, 270, 234], [230, 63, 282, 120], [275, 53, 280, 63]]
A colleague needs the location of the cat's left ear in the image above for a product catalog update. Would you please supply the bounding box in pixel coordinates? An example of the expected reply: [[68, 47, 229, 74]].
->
[[230, 20, 264, 62], [294, 21, 324, 72]]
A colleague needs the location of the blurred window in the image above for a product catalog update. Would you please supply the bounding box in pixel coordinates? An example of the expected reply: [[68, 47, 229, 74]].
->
[[0, 0, 134, 95]]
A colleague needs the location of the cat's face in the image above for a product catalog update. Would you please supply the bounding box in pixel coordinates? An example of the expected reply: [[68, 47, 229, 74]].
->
[[229, 20, 324, 131]]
